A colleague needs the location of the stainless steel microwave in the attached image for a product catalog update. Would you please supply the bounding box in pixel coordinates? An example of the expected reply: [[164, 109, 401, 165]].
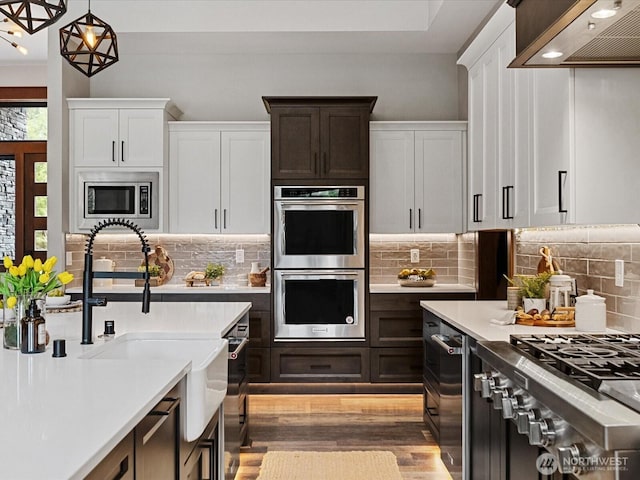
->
[[78, 171, 159, 230]]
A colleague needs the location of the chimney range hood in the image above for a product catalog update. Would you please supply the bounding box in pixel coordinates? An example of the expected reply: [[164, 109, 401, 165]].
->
[[508, 0, 640, 66]]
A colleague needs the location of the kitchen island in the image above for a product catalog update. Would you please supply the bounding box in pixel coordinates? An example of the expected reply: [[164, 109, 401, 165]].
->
[[0, 301, 250, 480]]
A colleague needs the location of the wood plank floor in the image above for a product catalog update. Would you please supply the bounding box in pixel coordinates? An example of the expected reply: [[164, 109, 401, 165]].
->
[[236, 394, 452, 480]]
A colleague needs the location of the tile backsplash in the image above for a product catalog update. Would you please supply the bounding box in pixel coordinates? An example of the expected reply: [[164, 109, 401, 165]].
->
[[65, 234, 271, 288], [515, 225, 640, 331], [369, 234, 462, 284]]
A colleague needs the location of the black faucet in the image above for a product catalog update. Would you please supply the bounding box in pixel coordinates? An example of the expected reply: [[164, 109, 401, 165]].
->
[[82, 218, 151, 344]]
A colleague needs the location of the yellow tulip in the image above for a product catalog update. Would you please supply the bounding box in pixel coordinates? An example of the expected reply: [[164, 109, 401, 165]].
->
[[7, 296, 17, 309], [17, 264, 27, 277], [57, 272, 74, 285], [43, 256, 57, 273], [9, 265, 19, 277], [21, 255, 34, 269], [3, 256, 12, 269], [33, 258, 43, 272], [39, 272, 50, 284]]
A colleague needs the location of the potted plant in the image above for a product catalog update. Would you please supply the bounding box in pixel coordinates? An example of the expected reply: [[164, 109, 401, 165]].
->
[[204, 263, 225, 286], [516, 272, 552, 312], [136, 263, 164, 287]]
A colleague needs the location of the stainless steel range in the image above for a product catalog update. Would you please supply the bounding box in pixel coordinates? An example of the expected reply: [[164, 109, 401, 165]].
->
[[475, 333, 640, 479]]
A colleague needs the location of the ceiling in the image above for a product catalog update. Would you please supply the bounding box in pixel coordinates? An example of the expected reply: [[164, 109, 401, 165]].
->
[[0, 0, 502, 65]]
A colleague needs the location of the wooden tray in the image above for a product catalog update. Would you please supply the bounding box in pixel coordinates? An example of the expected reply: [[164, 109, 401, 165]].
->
[[515, 317, 575, 327], [45, 300, 83, 313], [398, 279, 436, 287]]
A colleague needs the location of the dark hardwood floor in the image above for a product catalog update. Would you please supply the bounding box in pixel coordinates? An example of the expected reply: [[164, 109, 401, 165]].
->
[[237, 394, 452, 480]]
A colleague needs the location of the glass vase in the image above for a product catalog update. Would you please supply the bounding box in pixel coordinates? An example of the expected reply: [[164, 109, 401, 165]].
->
[[3, 295, 28, 350]]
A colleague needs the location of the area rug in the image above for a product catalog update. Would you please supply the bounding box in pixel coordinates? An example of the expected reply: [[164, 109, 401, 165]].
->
[[256, 450, 403, 480]]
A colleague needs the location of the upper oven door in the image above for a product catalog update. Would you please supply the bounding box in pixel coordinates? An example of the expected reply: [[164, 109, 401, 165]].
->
[[274, 199, 365, 269]]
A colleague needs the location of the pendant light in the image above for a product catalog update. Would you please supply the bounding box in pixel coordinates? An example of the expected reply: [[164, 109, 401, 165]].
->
[[0, 0, 66, 34], [1, 17, 27, 54], [59, 0, 118, 77]]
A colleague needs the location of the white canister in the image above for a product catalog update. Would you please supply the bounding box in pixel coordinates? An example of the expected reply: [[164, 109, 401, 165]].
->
[[94, 257, 115, 287], [575, 289, 607, 332]]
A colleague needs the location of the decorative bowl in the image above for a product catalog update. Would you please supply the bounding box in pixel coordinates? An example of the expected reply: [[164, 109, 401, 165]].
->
[[398, 278, 436, 287], [46, 294, 71, 306]]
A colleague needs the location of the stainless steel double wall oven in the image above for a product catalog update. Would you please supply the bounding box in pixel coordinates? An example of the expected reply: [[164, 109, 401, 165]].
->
[[273, 186, 366, 341]]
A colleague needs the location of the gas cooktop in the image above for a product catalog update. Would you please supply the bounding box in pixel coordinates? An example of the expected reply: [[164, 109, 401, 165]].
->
[[510, 333, 640, 412]]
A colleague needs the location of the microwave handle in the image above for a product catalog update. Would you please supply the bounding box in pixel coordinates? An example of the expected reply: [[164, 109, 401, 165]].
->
[[280, 216, 286, 256]]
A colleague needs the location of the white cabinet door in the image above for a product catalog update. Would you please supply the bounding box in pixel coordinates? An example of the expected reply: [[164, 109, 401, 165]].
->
[[221, 131, 270, 234], [415, 131, 464, 233], [528, 69, 573, 227], [169, 130, 221, 233], [119, 109, 165, 167], [72, 108, 165, 167], [370, 130, 415, 233], [71, 109, 119, 167]]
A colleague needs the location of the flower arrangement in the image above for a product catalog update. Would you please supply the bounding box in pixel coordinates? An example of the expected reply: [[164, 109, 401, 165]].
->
[[1, 255, 74, 310]]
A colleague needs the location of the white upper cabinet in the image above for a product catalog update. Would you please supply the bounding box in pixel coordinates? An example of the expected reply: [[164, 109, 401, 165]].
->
[[68, 99, 180, 168], [169, 123, 270, 234], [370, 122, 466, 234]]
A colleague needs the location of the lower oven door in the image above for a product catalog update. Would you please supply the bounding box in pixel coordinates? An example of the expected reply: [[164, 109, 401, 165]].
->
[[274, 270, 365, 341]]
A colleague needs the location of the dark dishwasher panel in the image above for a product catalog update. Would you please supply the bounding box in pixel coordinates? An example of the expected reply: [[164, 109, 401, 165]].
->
[[423, 310, 463, 480]]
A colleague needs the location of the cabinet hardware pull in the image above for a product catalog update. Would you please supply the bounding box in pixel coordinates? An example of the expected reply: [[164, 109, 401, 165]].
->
[[558, 170, 568, 213], [223, 209, 227, 229], [507, 186, 514, 219], [121, 141, 124, 162], [214, 209, 218, 229], [112, 458, 129, 480], [473, 194, 482, 222], [310, 364, 331, 370], [144, 398, 179, 445], [111, 141, 116, 162], [409, 208, 413, 229], [426, 407, 439, 416], [502, 186, 514, 220], [418, 208, 422, 229]]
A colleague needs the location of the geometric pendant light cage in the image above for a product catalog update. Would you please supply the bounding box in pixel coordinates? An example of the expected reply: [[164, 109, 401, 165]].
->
[[59, 1, 118, 77], [0, 0, 66, 34]]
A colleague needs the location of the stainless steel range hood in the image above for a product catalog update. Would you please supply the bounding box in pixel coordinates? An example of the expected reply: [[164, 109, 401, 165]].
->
[[508, 0, 640, 66]]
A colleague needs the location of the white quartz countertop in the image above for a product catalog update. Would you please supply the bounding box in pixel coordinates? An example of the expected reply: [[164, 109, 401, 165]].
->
[[420, 300, 619, 341], [0, 301, 251, 480], [67, 284, 270, 294], [370, 283, 476, 294]]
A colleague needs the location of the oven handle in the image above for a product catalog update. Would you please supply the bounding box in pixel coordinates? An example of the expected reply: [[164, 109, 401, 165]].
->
[[277, 201, 362, 208], [431, 334, 463, 355], [228, 337, 249, 360]]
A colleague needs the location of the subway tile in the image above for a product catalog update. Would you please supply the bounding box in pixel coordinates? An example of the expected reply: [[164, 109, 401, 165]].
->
[[598, 243, 632, 261], [587, 225, 640, 243], [588, 259, 615, 277]]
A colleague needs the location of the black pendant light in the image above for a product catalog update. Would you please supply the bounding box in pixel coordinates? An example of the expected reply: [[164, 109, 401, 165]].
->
[[59, 0, 118, 77], [0, 0, 66, 34]]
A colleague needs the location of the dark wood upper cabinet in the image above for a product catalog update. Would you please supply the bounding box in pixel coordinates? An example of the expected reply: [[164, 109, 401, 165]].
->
[[263, 96, 377, 181]]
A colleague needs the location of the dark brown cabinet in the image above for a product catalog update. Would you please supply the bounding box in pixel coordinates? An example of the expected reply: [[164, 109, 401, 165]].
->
[[135, 397, 180, 480], [263, 96, 376, 181], [370, 291, 474, 383], [85, 432, 135, 480], [271, 347, 370, 383]]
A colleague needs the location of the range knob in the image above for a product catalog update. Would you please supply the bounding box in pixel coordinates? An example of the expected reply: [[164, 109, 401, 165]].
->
[[473, 372, 498, 399], [528, 418, 556, 447], [501, 394, 523, 420], [516, 409, 538, 435], [491, 387, 512, 410], [556, 444, 584, 475]]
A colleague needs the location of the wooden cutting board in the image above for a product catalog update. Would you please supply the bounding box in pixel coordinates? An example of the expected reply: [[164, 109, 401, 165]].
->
[[515, 317, 575, 327]]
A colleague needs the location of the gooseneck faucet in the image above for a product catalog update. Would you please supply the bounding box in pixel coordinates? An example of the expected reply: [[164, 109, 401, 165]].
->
[[82, 218, 151, 344]]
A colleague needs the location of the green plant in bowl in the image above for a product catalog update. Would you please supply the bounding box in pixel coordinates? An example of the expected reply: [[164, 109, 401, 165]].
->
[[137, 264, 162, 277], [204, 263, 225, 280]]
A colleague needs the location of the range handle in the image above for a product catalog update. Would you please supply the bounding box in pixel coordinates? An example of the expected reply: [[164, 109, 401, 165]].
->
[[228, 337, 249, 360], [431, 334, 462, 355]]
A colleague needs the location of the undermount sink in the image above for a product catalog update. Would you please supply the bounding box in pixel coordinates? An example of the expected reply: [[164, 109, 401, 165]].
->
[[81, 332, 228, 441]]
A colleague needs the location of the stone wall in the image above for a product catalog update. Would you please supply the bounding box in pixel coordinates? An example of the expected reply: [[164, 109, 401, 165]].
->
[[0, 107, 27, 141], [0, 158, 16, 259], [515, 225, 640, 332]]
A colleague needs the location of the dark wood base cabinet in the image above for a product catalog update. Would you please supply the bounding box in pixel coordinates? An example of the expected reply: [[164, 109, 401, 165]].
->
[[85, 432, 135, 480], [370, 347, 422, 383], [248, 347, 271, 383], [271, 347, 370, 383]]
